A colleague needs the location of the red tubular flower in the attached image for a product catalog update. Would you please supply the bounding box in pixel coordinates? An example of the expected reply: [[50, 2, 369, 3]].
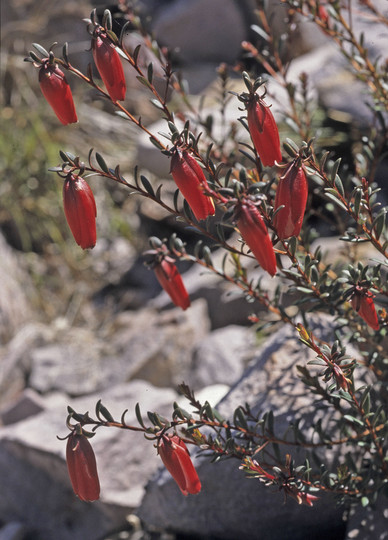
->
[[351, 289, 380, 331], [247, 98, 282, 167], [170, 149, 215, 221], [158, 435, 201, 496], [92, 33, 126, 102], [39, 60, 77, 125], [235, 200, 277, 277], [63, 174, 97, 249], [66, 432, 100, 502], [154, 258, 191, 310], [273, 160, 308, 239]]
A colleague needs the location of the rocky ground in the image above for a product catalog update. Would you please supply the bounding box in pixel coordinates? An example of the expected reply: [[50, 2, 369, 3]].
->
[[1, 1, 387, 539]]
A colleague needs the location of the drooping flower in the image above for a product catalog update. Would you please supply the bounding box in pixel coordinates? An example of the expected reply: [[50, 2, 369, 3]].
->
[[39, 60, 77, 125], [351, 289, 380, 331], [235, 199, 277, 277], [317, 4, 329, 23], [158, 434, 201, 496], [273, 160, 308, 239], [154, 258, 190, 310], [66, 432, 100, 502], [246, 97, 282, 167], [92, 33, 126, 102], [63, 173, 97, 249], [170, 149, 215, 221]]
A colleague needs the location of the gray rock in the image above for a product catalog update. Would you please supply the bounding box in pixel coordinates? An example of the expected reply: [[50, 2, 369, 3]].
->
[[184, 324, 256, 389], [109, 300, 211, 388], [25, 302, 210, 397], [0, 233, 33, 345], [0, 389, 46, 426], [137, 317, 359, 539], [0, 380, 178, 540], [345, 496, 388, 540], [152, 0, 248, 65], [0, 522, 27, 540], [0, 323, 54, 409]]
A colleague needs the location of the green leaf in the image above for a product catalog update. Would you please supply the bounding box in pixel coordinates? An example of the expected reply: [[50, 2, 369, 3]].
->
[[33, 43, 49, 57], [324, 190, 348, 211], [150, 98, 164, 111], [136, 75, 152, 89], [132, 44, 141, 65], [96, 400, 115, 422], [202, 245, 213, 266], [119, 21, 131, 48], [135, 402, 146, 428], [296, 287, 314, 294], [344, 414, 365, 427], [353, 188, 362, 217], [334, 175, 345, 197], [372, 209, 386, 240], [95, 152, 109, 173], [330, 158, 341, 184], [147, 62, 154, 83], [140, 175, 155, 196]]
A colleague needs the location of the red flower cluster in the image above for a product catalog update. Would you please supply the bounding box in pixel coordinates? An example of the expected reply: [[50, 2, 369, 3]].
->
[[246, 97, 282, 167], [66, 432, 100, 502], [351, 289, 380, 331], [39, 60, 77, 125], [171, 149, 215, 221], [153, 258, 190, 310], [274, 160, 308, 239], [158, 434, 201, 496], [63, 173, 97, 249], [235, 199, 277, 277], [92, 33, 126, 102]]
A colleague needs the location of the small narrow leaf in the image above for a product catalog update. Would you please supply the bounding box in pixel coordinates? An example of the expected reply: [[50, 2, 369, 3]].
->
[[33, 43, 49, 57], [330, 158, 341, 184], [147, 62, 154, 83], [96, 152, 109, 173], [136, 75, 152, 89], [140, 175, 155, 196]]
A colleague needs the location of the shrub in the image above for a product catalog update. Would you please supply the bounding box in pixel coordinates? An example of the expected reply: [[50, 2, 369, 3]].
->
[[25, 0, 387, 512]]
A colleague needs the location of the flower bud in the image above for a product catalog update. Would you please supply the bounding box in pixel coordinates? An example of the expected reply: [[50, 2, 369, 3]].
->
[[92, 33, 126, 102], [66, 432, 100, 502], [235, 200, 277, 277], [39, 60, 77, 125], [154, 258, 190, 310], [351, 289, 380, 331], [158, 435, 201, 496], [247, 98, 282, 167], [273, 160, 308, 239], [318, 4, 329, 23], [63, 174, 97, 249], [171, 149, 215, 221]]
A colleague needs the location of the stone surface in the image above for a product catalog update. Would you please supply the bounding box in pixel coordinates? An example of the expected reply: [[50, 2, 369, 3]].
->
[[0, 323, 54, 409], [0, 380, 178, 540], [0, 522, 27, 540], [0, 233, 33, 345], [183, 324, 256, 389], [22, 301, 210, 397], [345, 496, 388, 540], [152, 0, 248, 65], [0, 389, 46, 426], [137, 317, 358, 539]]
